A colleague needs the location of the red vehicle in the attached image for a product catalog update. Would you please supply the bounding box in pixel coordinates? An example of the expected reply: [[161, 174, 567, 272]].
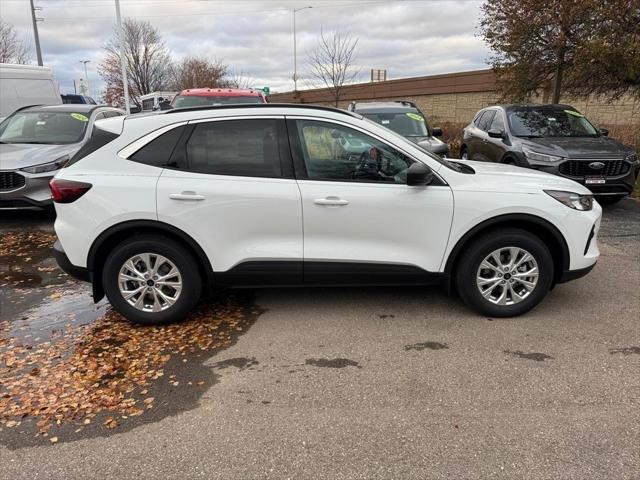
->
[[171, 88, 267, 108]]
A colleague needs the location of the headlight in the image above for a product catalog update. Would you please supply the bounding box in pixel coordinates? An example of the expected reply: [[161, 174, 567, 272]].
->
[[545, 190, 594, 211], [625, 153, 638, 164], [523, 148, 563, 163], [20, 155, 70, 174]]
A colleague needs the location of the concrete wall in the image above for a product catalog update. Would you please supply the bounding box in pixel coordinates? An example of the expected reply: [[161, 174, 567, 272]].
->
[[269, 69, 640, 127]]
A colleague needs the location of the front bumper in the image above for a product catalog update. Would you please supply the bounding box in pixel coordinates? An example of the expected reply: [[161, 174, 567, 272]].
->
[[53, 240, 91, 282], [0, 170, 56, 210], [528, 158, 639, 196]]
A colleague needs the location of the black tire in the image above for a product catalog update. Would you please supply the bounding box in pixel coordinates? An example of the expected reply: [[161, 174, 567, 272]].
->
[[455, 228, 554, 317], [596, 195, 626, 205], [102, 235, 202, 325]]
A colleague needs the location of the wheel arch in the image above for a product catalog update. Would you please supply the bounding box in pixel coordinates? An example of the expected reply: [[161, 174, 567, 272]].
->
[[444, 213, 570, 288], [87, 220, 215, 302]]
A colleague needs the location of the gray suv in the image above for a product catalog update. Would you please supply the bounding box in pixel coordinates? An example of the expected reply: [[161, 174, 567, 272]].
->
[[460, 104, 639, 204], [347, 101, 449, 156], [0, 104, 123, 210]]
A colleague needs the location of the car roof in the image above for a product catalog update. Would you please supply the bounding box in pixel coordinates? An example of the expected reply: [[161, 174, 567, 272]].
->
[[177, 88, 262, 97], [351, 101, 419, 114], [499, 103, 576, 111], [20, 104, 105, 113]]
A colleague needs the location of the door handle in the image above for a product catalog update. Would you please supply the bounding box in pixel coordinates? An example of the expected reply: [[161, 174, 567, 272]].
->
[[314, 197, 349, 207], [169, 191, 205, 201]]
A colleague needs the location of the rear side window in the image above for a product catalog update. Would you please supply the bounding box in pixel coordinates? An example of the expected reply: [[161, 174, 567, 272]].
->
[[130, 125, 186, 167], [66, 126, 119, 167], [185, 119, 282, 178]]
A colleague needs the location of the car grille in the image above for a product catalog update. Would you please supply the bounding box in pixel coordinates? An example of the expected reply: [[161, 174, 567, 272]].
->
[[558, 159, 630, 177], [0, 171, 26, 191]]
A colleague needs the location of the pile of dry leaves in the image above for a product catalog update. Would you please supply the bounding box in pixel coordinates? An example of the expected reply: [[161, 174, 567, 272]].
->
[[0, 299, 254, 438]]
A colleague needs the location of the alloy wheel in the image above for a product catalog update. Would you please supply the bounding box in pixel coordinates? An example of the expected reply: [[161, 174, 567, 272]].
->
[[118, 253, 183, 312], [476, 247, 539, 305]]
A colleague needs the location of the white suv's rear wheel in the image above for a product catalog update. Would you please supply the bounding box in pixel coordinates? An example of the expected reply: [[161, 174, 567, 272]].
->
[[455, 228, 554, 317], [103, 235, 201, 325]]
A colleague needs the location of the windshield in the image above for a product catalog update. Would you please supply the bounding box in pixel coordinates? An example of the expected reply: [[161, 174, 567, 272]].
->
[[0, 111, 89, 144], [363, 111, 429, 137], [172, 95, 264, 108], [507, 107, 599, 138]]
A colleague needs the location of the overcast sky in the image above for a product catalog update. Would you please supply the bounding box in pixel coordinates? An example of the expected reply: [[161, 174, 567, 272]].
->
[[1, 0, 489, 97]]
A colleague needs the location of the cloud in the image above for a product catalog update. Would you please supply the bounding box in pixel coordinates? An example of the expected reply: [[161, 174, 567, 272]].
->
[[1, 0, 489, 97]]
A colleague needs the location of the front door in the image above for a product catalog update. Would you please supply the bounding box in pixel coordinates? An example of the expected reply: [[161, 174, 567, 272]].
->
[[156, 117, 303, 284], [287, 118, 454, 284]]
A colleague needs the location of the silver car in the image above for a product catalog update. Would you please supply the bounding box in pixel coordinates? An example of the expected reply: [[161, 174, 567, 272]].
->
[[0, 104, 124, 210]]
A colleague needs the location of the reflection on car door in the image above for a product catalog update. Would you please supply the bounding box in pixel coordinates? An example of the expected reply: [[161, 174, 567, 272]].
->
[[156, 117, 303, 284], [287, 117, 454, 284]]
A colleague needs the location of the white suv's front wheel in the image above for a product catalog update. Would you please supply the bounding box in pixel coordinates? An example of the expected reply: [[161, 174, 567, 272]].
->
[[455, 228, 554, 317], [102, 235, 202, 325]]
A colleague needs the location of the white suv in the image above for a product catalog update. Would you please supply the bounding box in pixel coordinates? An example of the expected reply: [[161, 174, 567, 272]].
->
[[51, 105, 601, 325]]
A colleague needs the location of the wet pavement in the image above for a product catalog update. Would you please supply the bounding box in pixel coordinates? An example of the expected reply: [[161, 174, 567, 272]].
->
[[0, 200, 639, 478]]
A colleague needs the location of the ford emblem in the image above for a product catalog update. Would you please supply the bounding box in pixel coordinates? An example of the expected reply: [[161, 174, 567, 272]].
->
[[589, 161, 605, 170]]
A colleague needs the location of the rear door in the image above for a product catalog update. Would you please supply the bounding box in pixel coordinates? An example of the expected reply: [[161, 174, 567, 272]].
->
[[156, 116, 303, 284], [484, 109, 509, 162]]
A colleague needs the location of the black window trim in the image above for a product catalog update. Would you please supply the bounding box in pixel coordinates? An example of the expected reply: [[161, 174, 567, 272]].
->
[[170, 116, 294, 179], [285, 116, 447, 186]]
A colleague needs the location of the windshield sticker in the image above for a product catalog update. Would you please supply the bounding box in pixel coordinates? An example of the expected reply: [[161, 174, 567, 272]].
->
[[36, 121, 46, 125], [71, 113, 89, 122], [406, 112, 425, 122], [381, 119, 390, 124], [564, 110, 584, 118]]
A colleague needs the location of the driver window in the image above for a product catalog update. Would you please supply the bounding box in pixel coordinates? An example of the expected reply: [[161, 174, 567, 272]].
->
[[295, 120, 415, 183]]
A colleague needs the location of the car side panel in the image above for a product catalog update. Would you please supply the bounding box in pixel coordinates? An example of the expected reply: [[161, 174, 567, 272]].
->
[[53, 159, 162, 267]]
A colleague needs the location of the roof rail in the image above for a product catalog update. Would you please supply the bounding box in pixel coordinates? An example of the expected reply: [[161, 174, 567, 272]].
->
[[162, 103, 360, 118]]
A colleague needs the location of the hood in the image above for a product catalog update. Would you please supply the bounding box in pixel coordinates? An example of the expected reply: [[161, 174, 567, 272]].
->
[[519, 136, 633, 159], [0, 143, 81, 171], [416, 136, 449, 155], [456, 159, 591, 194]]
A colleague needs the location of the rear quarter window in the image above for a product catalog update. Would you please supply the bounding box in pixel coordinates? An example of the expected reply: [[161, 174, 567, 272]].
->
[[66, 126, 119, 167], [129, 125, 186, 168]]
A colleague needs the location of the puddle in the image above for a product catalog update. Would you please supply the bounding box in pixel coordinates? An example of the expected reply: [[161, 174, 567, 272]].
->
[[0, 222, 264, 448], [609, 347, 640, 356], [305, 358, 361, 369], [212, 357, 259, 370], [405, 341, 449, 351], [503, 350, 553, 362]]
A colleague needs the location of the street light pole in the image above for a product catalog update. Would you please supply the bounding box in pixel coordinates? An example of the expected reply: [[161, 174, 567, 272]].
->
[[80, 60, 91, 96], [293, 6, 312, 94], [114, 0, 130, 114], [29, 0, 43, 66]]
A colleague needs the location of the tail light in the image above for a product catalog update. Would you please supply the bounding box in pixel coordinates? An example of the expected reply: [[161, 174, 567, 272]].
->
[[49, 178, 92, 204]]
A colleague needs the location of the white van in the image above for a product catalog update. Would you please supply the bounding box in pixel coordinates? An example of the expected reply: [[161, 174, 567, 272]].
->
[[0, 63, 61, 121]]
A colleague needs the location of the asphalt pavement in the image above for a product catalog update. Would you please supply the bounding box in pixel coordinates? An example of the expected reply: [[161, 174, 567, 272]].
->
[[0, 199, 638, 479]]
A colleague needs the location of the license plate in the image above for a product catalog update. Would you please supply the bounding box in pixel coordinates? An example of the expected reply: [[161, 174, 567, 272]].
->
[[585, 177, 606, 185]]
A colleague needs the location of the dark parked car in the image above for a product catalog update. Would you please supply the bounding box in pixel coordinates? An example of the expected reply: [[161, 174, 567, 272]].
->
[[460, 104, 639, 204], [61, 94, 97, 105], [347, 101, 449, 156]]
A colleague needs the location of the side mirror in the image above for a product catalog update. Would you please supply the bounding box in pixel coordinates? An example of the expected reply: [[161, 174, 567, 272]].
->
[[407, 163, 433, 186], [431, 127, 443, 137], [599, 128, 609, 136], [487, 128, 505, 139]]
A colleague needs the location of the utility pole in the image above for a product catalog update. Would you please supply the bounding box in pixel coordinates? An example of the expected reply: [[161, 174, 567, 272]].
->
[[114, 0, 130, 114], [293, 6, 312, 94], [80, 60, 91, 96], [29, 0, 43, 66]]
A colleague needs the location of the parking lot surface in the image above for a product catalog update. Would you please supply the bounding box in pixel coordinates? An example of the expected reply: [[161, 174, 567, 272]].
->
[[1, 200, 639, 479]]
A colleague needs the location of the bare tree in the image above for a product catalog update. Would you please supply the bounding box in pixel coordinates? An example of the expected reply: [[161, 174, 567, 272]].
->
[[168, 56, 228, 90], [224, 68, 255, 90], [307, 29, 360, 106], [0, 21, 31, 64], [98, 18, 171, 108]]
